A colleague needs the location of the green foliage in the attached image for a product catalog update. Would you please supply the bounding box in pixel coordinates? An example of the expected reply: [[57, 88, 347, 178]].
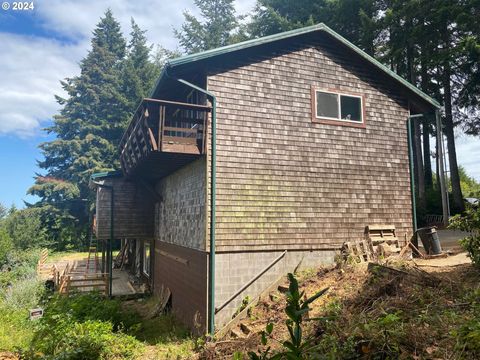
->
[[37, 292, 139, 332], [458, 165, 480, 198], [28, 10, 161, 250], [0, 228, 12, 264], [28, 293, 143, 359], [2, 207, 52, 250], [233, 295, 251, 318], [174, 0, 242, 53], [249, 273, 328, 360], [0, 248, 41, 287], [0, 305, 33, 352], [452, 289, 480, 357], [454, 317, 480, 356], [1, 277, 45, 311], [449, 204, 480, 267], [28, 319, 141, 360]]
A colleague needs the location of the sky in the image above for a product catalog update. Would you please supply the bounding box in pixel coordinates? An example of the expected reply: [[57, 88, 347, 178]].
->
[[0, 0, 478, 208], [0, 0, 256, 207]]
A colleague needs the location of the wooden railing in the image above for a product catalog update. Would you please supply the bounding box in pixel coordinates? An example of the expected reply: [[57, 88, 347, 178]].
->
[[58, 273, 109, 296], [36, 249, 54, 278], [119, 98, 211, 176]]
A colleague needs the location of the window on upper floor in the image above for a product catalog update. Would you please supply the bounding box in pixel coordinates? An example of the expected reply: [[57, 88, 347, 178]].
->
[[314, 89, 364, 125]]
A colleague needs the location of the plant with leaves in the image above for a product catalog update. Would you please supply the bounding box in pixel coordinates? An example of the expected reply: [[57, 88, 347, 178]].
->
[[175, 0, 241, 53], [248, 273, 328, 360], [449, 203, 480, 267]]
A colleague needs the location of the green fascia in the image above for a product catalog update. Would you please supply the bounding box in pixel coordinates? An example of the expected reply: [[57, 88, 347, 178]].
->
[[152, 23, 440, 109], [90, 170, 123, 180]]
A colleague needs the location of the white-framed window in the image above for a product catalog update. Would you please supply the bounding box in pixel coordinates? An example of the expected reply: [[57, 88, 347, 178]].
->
[[314, 89, 364, 124], [143, 242, 150, 277]]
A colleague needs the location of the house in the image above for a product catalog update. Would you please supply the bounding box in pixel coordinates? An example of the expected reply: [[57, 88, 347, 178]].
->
[[91, 23, 444, 334]]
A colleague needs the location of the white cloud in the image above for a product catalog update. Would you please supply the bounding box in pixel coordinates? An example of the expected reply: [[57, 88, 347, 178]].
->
[[0, 0, 256, 137], [0, 33, 82, 137], [34, 0, 190, 49], [455, 134, 480, 182]]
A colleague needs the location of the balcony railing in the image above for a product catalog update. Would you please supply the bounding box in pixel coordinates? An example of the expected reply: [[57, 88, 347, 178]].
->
[[119, 98, 210, 177]]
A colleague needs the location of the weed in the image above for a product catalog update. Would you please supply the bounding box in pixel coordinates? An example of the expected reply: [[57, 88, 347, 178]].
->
[[249, 273, 328, 359], [233, 295, 251, 318]]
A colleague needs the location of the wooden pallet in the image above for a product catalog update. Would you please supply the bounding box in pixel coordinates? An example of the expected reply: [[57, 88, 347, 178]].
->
[[365, 224, 401, 256], [343, 239, 376, 263]]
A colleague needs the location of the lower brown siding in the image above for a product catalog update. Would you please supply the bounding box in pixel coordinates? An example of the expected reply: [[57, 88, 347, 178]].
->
[[153, 241, 208, 334]]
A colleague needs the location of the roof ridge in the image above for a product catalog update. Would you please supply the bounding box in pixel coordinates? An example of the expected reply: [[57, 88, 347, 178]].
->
[[156, 23, 440, 109]]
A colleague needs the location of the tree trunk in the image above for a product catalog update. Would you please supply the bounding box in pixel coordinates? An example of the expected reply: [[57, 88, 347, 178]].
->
[[441, 24, 464, 213], [420, 51, 433, 189], [407, 32, 426, 208], [422, 120, 433, 189], [442, 63, 464, 212]]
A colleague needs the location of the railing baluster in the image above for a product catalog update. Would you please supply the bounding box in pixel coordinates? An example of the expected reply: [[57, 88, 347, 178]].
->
[[119, 99, 210, 175]]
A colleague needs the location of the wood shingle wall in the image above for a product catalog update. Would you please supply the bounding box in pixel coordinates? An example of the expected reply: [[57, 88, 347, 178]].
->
[[154, 157, 206, 250], [95, 177, 154, 240], [206, 35, 412, 252]]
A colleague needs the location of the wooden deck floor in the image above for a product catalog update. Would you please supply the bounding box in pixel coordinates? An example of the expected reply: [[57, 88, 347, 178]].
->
[[46, 256, 145, 297]]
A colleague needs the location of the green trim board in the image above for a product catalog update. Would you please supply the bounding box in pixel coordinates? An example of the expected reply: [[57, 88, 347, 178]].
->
[[152, 23, 440, 109], [91, 170, 123, 180]]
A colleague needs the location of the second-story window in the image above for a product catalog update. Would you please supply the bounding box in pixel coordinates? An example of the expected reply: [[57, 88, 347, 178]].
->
[[315, 90, 363, 124]]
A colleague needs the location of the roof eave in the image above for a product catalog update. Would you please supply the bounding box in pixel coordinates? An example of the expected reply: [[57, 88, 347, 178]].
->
[[150, 23, 440, 110]]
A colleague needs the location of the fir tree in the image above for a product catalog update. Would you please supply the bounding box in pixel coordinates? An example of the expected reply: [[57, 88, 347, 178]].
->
[[174, 0, 240, 53], [28, 10, 151, 247]]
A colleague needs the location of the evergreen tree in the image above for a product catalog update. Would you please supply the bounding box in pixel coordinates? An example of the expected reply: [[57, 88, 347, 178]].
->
[[248, 0, 379, 55], [28, 11, 160, 248], [122, 19, 160, 108], [174, 0, 240, 53]]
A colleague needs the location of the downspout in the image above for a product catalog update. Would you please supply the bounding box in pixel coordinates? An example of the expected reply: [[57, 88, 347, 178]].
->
[[92, 181, 114, 297], [407, 115, 420, 232], [165, 68, 217, 334], [435, 110, 449, 226]]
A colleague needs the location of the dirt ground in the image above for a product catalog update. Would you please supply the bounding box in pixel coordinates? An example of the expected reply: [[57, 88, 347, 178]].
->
[[200, 254, 479, 360]]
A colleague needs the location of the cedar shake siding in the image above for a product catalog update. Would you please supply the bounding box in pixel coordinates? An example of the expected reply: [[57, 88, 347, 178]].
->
[[152, 158, 208, 332], [95, 24, 441, 333], [206, 34, 412, 253], [95, 177, 154, 240], [154, 157, 206, 250]]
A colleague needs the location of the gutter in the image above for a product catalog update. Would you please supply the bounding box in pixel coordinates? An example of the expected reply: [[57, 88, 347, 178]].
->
[[407, 114, 423, 232], [165, 68, 217, 334]]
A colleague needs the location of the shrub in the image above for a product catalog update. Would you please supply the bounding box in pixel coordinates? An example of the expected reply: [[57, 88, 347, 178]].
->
[[0, 248, 41, 288], [1, 276, 45, 310], [29, 318, 141, 359], [27, 293, 144, 359], [449, 205, 480, 267], [38, 292, 140, 332], [0, 228, 13, 265]]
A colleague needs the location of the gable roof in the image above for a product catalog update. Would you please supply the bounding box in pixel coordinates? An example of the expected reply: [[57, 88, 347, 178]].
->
[[155, 23, 440, 109]]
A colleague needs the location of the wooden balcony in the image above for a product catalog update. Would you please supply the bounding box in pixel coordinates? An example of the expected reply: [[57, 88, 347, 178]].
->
[[119, 98, 210, 179]]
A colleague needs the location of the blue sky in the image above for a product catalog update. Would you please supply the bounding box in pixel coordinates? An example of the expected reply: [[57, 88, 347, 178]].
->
[[0, 0, 478, 207], [0, 0, 256, 207]]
